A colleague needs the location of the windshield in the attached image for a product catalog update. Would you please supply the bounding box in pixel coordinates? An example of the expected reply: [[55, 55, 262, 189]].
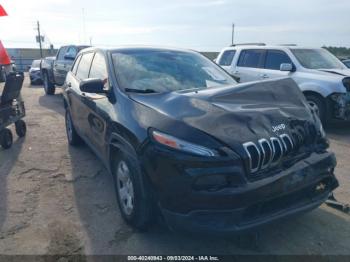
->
[[111, 49, 236, 93], [291, 48, 346, 70], [31, 60, 41, 68]]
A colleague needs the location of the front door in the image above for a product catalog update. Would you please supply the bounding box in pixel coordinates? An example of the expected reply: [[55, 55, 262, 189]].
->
[[53, 47, 68, 85], [81, 51, 110, 156], [234, 49, 265, 83], [67, 51, 95, 138]]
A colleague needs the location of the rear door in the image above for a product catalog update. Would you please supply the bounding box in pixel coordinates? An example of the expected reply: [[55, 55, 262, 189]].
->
[[234, 49, 265, 82], [259, 50, 293, 80], [53, 47, 68, 85]]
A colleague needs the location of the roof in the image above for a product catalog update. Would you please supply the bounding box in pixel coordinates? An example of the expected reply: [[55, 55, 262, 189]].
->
[[79, 45, 198, 54], [223, 45, 324, 51]]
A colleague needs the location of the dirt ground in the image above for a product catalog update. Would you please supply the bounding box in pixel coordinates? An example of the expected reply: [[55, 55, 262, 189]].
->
[[0, 76, 350, 256]]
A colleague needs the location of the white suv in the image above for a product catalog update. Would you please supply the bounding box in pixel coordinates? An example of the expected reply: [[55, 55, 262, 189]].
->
[[216, 44, 350, 123]]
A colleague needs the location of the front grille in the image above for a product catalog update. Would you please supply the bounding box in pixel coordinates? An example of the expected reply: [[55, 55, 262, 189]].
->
[[243, 133, 294, 175]]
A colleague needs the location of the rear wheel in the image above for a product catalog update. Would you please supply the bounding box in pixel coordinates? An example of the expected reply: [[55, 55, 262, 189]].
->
[[43, 72, 55, 95], [15, 120, 27, 137], [112, 151, 155, 230], [305, 94, 326, 124], [0, 128, 13, 149], [65, 109, 82, 146]]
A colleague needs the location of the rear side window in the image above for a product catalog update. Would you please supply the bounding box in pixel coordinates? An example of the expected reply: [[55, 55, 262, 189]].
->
[[265, 50, 292, 70], [218, 50, 236, 66], [75, 52, 94, 80], [237, 50, 264, 68], [71, 55, 82, 75]]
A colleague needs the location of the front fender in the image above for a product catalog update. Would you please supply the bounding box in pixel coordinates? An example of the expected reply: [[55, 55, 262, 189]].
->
[[299, 82, 346, 97]]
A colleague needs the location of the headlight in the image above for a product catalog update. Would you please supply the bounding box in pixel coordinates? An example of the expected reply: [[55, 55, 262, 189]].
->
[[151, 130, 219, 157]]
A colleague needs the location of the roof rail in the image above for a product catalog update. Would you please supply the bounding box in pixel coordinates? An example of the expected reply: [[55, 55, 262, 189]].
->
[[278, 44, 297, 46], [230, 43, 266, 47]]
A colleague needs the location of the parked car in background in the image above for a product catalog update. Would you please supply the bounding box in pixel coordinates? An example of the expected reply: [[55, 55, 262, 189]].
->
[[29, 59, 42, 84], [40, 45, 89, 95], [342, 59, 350, 68], [62, 46, 338, 233], [216, 44, 350, 124]]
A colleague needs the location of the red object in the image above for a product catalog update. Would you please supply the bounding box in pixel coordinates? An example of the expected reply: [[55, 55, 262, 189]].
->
[[0, 4, 7, 16], [0, 40, 11, 65]]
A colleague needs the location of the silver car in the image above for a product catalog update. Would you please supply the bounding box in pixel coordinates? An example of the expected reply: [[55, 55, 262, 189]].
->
[[216, 44, 350, 124], [29, 59, 42, 84]]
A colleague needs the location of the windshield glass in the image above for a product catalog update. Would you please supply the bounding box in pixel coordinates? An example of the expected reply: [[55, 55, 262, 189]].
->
[[112, 49, 236, 93], [31, 60, 41, 68], [291, 48, 345, 70]]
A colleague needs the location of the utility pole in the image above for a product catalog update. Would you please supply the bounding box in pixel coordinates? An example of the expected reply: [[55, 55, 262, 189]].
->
[[36, 21, 43, 58], [231, 23, 235, 46]]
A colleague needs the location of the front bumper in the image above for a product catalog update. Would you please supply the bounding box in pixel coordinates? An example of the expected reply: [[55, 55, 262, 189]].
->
[[29, 70, 42, 82], [329, 92, 350, 120], [143, 146, 338, 234]]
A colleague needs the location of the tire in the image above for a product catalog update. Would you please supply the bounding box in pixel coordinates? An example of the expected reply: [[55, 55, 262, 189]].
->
[[112, 150, 155, 230], [0, 128, 13, 149], [15, 120, 27, 137], [43, 71, 55, 95], [305, 94, 327, 124], [65, 109, 82, 146]]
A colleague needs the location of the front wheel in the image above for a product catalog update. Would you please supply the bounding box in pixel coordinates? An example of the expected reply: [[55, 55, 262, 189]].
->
[[112, 151, 155, 230], [306, 94, 327, 124], [43, 72, 55, 95]]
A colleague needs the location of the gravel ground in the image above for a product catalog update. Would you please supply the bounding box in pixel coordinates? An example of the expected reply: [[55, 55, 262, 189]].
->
[[0, 76, 350, 256]]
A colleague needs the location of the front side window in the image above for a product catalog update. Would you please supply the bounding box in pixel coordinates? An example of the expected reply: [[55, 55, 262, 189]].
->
[[237, 50, 264, 68], [57, 47, 67, 61], [89, 52, 108, 88], [75, 52, 94, 80], [111, 49, 236, 93], [65, 46, 77, 59], [291, 48, 346, 70], [71, 55, 82, 75], [218, 50, 236, 66], [265, 50, 292, 70]]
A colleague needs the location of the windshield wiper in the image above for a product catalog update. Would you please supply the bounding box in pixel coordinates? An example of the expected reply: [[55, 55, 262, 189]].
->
[[124, 88, 158, 93]]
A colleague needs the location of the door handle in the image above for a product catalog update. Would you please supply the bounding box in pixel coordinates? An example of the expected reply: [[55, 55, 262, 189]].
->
[[261, 74, 269, 79]]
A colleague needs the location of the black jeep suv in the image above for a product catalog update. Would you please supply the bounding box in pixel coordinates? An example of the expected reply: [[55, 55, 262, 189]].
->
[[63, 47, 338, 233]]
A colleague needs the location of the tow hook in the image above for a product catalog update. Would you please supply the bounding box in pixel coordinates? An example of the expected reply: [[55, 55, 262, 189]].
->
[[326, 193, 350, 213]]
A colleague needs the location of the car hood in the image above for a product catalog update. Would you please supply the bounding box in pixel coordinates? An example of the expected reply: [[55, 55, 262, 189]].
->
[[317, 68, 350, 77], [130, 78, 321, 152]]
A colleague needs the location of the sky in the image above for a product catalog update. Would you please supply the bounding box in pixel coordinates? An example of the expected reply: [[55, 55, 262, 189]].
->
[[0, 0, 350, 51]]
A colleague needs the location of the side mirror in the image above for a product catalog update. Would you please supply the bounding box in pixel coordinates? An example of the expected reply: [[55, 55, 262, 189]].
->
[[80, 78, 106, 94], [280, 63, 293, 72], [64, 54, 75, 60]]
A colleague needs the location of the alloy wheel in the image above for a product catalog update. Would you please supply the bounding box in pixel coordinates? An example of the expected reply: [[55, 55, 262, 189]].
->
[[116, 160, 135, 216]]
